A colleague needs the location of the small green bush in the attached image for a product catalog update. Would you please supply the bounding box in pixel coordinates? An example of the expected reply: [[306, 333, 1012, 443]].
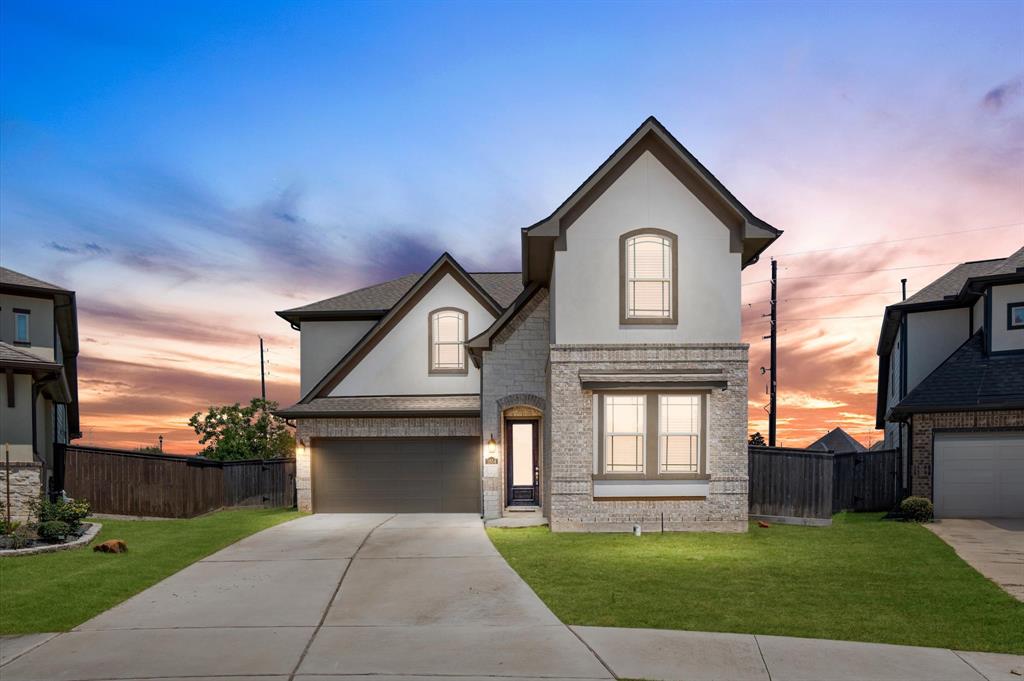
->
[[900, 496, 934, 522], [30, 496, 90, 532], [36, 520, 70, 543]]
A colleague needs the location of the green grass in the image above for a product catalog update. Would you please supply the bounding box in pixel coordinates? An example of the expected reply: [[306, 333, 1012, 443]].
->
[[0, 508, 301, 634], [488, 513, 1024, 653]]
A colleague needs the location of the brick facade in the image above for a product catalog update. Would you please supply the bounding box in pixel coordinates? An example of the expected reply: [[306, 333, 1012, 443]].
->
[[548, 344, 749, 533], [909, 409, 1024, 500], [480, 290, 550, 518], [294, 416, 481, 512]]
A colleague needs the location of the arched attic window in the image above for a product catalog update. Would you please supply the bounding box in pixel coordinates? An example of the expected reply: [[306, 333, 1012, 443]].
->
[[620, 229, 678, 324], [428, 307, 468, 374]]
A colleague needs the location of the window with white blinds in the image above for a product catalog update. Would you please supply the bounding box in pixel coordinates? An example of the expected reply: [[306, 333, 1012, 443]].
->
[[429, 308, 466, 372], [624, 232, 674, 319]]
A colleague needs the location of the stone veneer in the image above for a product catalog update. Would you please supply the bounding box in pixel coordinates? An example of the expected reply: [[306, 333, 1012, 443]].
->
[[294, 416, 481, 513], [909, 409, 1024, 500], [0, 462, 42, 522], [480, 289, 550, 519], [548, 343, 749, 533]]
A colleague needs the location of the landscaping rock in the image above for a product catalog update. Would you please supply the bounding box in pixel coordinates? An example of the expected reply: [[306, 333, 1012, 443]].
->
[[94, 539, 128, 553]]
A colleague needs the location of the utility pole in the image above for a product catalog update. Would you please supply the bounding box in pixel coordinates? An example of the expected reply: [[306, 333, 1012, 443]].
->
[[259, 336, 267, 401], [761, 258, 778, 447]]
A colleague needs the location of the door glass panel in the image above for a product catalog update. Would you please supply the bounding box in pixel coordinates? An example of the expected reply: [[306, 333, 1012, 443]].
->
[[511, 423, 534, 486]]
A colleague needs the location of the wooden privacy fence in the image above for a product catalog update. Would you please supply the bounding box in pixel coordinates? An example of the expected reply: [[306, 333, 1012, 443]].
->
[[57, 445, 295, 518], [748, 446, 900, 522]]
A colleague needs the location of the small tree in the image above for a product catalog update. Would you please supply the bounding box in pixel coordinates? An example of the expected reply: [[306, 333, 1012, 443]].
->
[[189, 398, 294, 461], [748, 432, 767, 446]]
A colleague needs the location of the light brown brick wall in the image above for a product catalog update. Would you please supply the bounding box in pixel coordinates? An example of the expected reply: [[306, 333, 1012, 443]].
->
[[549, 343, 749, 533], [910, 409, 1024, 500]]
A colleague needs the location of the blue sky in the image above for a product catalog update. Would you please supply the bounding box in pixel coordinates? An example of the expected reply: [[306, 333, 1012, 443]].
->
[[2, 1, 1021, 450]]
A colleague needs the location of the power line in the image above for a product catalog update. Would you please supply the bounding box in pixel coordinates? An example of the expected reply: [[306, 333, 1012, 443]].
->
[[745, 313, 882, 324], [771, 220, 1023, 258], [742, 260, 964, 286], [744, 289, 916, 306]]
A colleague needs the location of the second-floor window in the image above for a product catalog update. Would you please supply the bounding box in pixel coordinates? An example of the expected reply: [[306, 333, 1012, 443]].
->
[[620, 229, 677, 324], [13, 310, 30, 344], [429, 308, 467, 374]]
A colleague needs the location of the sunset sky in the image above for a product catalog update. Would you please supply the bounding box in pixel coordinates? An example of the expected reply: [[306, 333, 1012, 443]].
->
[[2, 1, 1022, 453]]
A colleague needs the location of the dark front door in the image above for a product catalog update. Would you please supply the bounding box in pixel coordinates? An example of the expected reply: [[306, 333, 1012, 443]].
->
[[506, 420, 538, 506]]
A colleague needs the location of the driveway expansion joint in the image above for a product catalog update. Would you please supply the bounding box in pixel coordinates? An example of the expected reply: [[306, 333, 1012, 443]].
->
[[286, 513, 396, 681]]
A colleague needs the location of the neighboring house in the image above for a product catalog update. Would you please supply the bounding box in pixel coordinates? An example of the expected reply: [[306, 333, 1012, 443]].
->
[[806, 427, 866, 453], [277, 117, 782, 531], [0, 267, 81, 519], [876, 246, 1024, 519]]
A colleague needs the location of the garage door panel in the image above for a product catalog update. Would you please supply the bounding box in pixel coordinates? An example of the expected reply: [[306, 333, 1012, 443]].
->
[[312, 438, 480, 513], [934, 432, 1024, 519]]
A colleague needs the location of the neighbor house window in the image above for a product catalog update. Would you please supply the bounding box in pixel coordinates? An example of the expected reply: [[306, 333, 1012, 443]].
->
[[13, 310, 30, 344], [604, 395, 645, 473], [429, 308, 467, 374], [659, 395, 701, 473], [620, 229, 677, 324], [1009, 302, 1024, 330]]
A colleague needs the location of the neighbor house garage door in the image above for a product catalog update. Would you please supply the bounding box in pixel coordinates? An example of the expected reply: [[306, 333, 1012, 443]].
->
[[934, 431, 1024, 518], [311, 438, 480, 513]]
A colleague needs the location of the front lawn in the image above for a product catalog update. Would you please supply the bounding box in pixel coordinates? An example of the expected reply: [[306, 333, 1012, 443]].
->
[[488, 513, 1024, 653], [0, 508, 301, 634]]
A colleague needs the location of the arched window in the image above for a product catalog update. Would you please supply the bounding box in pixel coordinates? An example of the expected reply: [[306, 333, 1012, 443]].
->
[[620, 229, 677, 323], [429, 308, 467, 374]]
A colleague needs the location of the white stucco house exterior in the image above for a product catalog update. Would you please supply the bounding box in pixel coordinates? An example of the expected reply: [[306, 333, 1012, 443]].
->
[[277, 117, 782, 531]]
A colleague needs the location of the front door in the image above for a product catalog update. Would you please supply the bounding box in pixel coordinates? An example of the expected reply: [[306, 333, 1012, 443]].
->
[[506, 420, 538, 506]]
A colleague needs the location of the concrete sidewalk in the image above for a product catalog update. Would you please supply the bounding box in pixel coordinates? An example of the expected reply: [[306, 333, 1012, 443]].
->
[[574, 626, 1024, 681]]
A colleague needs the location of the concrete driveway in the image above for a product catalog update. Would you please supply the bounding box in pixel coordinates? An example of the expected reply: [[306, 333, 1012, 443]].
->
[[0, 513, 612, 681], [927, 518, 1024, 601]]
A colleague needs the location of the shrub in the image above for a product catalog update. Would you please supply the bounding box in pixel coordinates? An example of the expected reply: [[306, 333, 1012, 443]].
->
[[36, 520, 70, 543], [900, 496, 934, 523], [30, 496, 90, 532], [10, 524, 38, 549]]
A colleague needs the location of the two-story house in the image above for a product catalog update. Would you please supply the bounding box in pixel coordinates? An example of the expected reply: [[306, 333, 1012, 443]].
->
[[277, 117, 782, 531], [0, 267, 81, 519], [876, 246, 1024, 519]]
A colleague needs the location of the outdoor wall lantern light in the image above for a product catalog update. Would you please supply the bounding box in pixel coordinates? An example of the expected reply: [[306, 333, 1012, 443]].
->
[[487, 434, 497, 455]]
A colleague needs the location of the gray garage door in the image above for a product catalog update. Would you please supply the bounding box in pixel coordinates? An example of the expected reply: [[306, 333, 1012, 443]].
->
[[934, 431, 1024, 518], [311, 438, 480, 513]]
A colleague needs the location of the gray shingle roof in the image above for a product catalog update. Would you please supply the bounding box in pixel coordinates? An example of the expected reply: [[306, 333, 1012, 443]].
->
[[897, 245, 1024, 307], [899, 259, 1003, 306], [806, 427, 866, 453], [0, 267, 67, 292], [892, 332, 1024, 415], [277, 394, 480, 418], [281, 272, 523, 317]]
